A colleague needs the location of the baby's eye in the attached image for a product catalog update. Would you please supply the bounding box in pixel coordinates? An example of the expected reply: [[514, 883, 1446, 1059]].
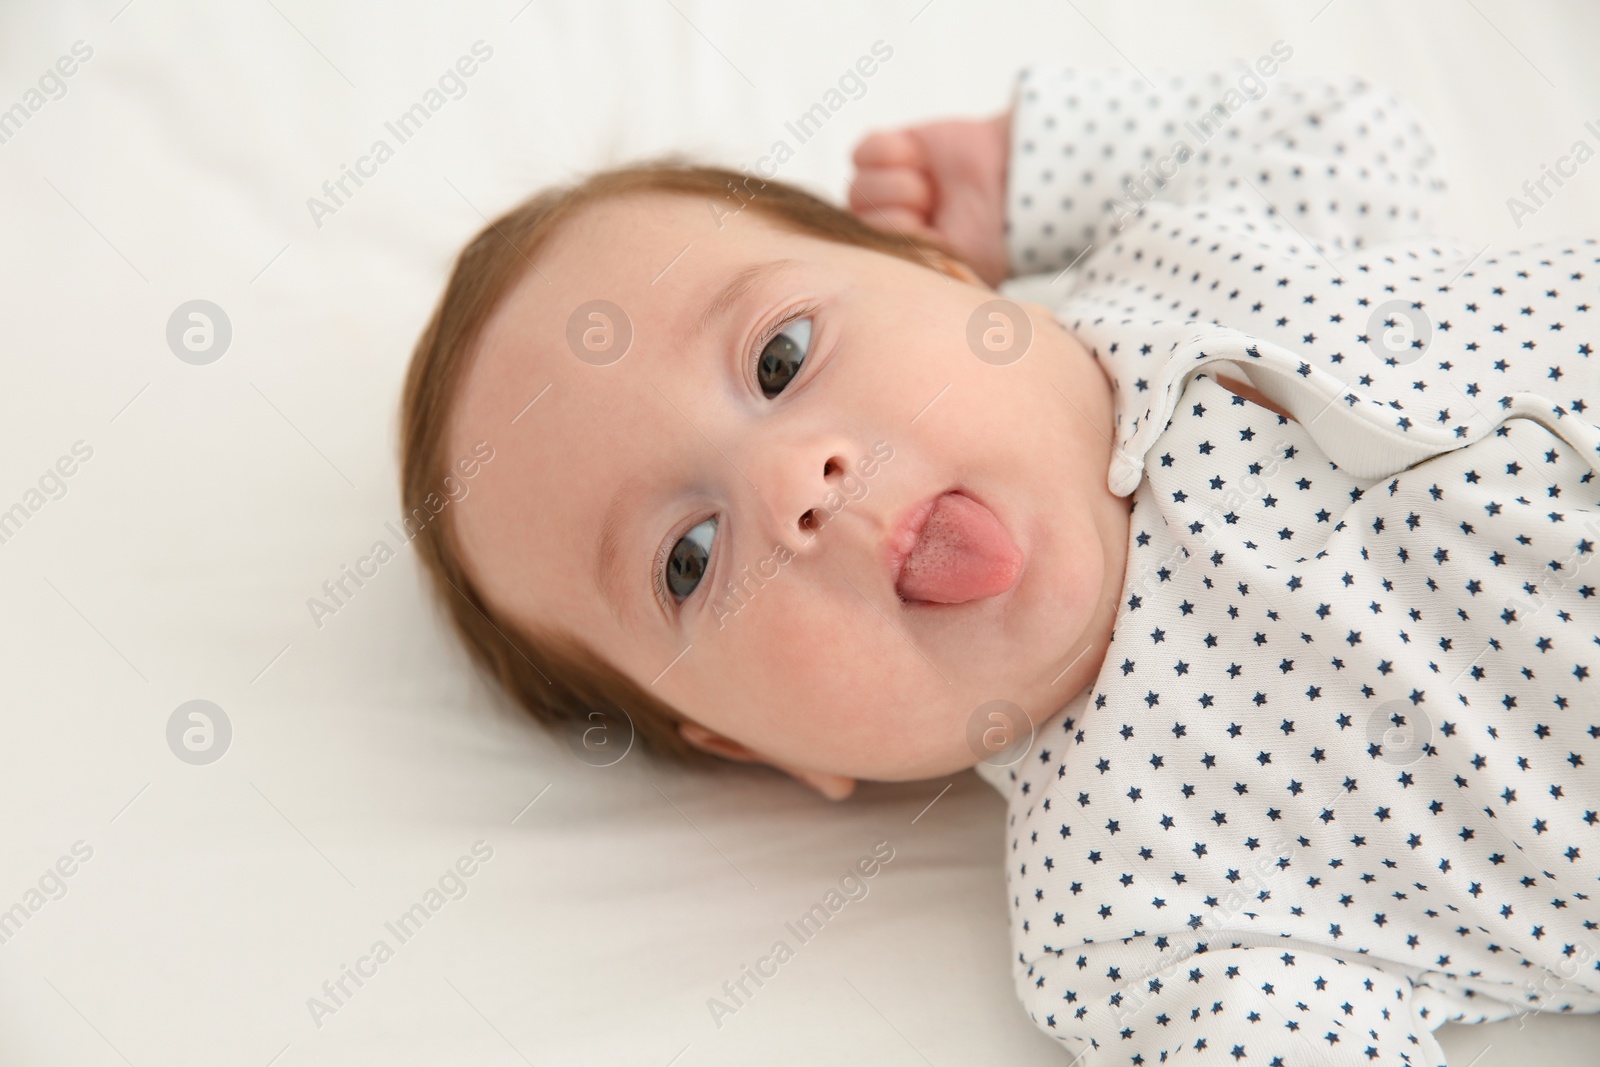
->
[[662, 517, 717, 603], [755, 317, 812, 399]]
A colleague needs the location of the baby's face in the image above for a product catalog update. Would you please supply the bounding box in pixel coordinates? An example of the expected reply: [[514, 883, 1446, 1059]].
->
[[450, 192, 1128, 785]]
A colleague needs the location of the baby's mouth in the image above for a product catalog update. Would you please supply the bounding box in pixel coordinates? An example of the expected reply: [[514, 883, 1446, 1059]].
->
[[887, 489, 1023, 605]]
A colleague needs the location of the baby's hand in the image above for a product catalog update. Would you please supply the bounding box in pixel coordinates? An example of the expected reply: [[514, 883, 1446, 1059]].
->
[[847, 108, 1011, 288]]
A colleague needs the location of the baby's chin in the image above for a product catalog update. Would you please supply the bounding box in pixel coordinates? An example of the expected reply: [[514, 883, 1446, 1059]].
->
[[856, 742, 1011, 785]]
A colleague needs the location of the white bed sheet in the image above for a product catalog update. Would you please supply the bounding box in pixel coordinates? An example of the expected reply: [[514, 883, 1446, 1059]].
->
[[2, 1, 1598, 1063]]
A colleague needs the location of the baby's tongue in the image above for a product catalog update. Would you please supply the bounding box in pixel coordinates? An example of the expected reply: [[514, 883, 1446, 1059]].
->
[[896, 492, 1023, 605]]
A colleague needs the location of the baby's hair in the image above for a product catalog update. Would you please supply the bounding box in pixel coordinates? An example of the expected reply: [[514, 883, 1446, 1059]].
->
[[400, 157, 962, 766]]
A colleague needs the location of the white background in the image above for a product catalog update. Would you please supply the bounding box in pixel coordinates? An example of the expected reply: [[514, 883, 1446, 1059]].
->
[[1, 1, 1598, 1064]]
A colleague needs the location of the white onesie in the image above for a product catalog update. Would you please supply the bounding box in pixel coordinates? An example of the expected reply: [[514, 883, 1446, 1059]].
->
[[979, 62, 1600, 1066]]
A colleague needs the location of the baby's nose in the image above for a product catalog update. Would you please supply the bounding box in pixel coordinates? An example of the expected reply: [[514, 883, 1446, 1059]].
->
[[746, 442, 859, 550]]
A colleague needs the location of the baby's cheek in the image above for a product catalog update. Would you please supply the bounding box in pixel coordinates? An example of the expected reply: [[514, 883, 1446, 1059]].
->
[[730, 590, 915, 739], [1064, 521, 1109, 607]]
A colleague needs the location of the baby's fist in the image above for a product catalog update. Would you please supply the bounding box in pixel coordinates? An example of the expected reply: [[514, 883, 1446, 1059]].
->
[[847, 109, 1011, 288]]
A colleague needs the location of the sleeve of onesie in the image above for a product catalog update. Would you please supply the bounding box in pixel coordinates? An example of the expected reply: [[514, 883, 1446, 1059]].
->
[[1003, 62, 1448, 278], [1016, 937, 1452, 1066]]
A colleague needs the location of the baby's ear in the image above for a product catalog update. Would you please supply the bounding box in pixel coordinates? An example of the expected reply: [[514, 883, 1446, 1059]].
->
[[678, 720, 762, 762], [677, 722, 857, 802]]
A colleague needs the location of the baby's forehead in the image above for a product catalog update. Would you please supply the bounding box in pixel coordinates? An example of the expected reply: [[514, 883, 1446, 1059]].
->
[[535, 191, 792, 284], [444, 193, 785, 467], [474, 194, 826, 371]]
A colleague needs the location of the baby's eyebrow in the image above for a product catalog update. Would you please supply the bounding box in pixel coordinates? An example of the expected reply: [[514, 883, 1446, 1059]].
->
[[688, 258, 796, 341], [595, 469, 649, 626]]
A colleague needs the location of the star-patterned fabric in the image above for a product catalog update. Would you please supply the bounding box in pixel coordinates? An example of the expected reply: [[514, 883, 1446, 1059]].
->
[[984, 66, 1600, 1065]]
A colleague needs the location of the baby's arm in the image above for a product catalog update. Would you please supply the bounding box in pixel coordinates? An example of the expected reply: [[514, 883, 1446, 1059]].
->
[[852, 63, 1447, 284]]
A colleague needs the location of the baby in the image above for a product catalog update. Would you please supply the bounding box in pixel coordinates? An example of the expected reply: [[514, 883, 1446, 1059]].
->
[[401, 60, 1600, 1065]]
